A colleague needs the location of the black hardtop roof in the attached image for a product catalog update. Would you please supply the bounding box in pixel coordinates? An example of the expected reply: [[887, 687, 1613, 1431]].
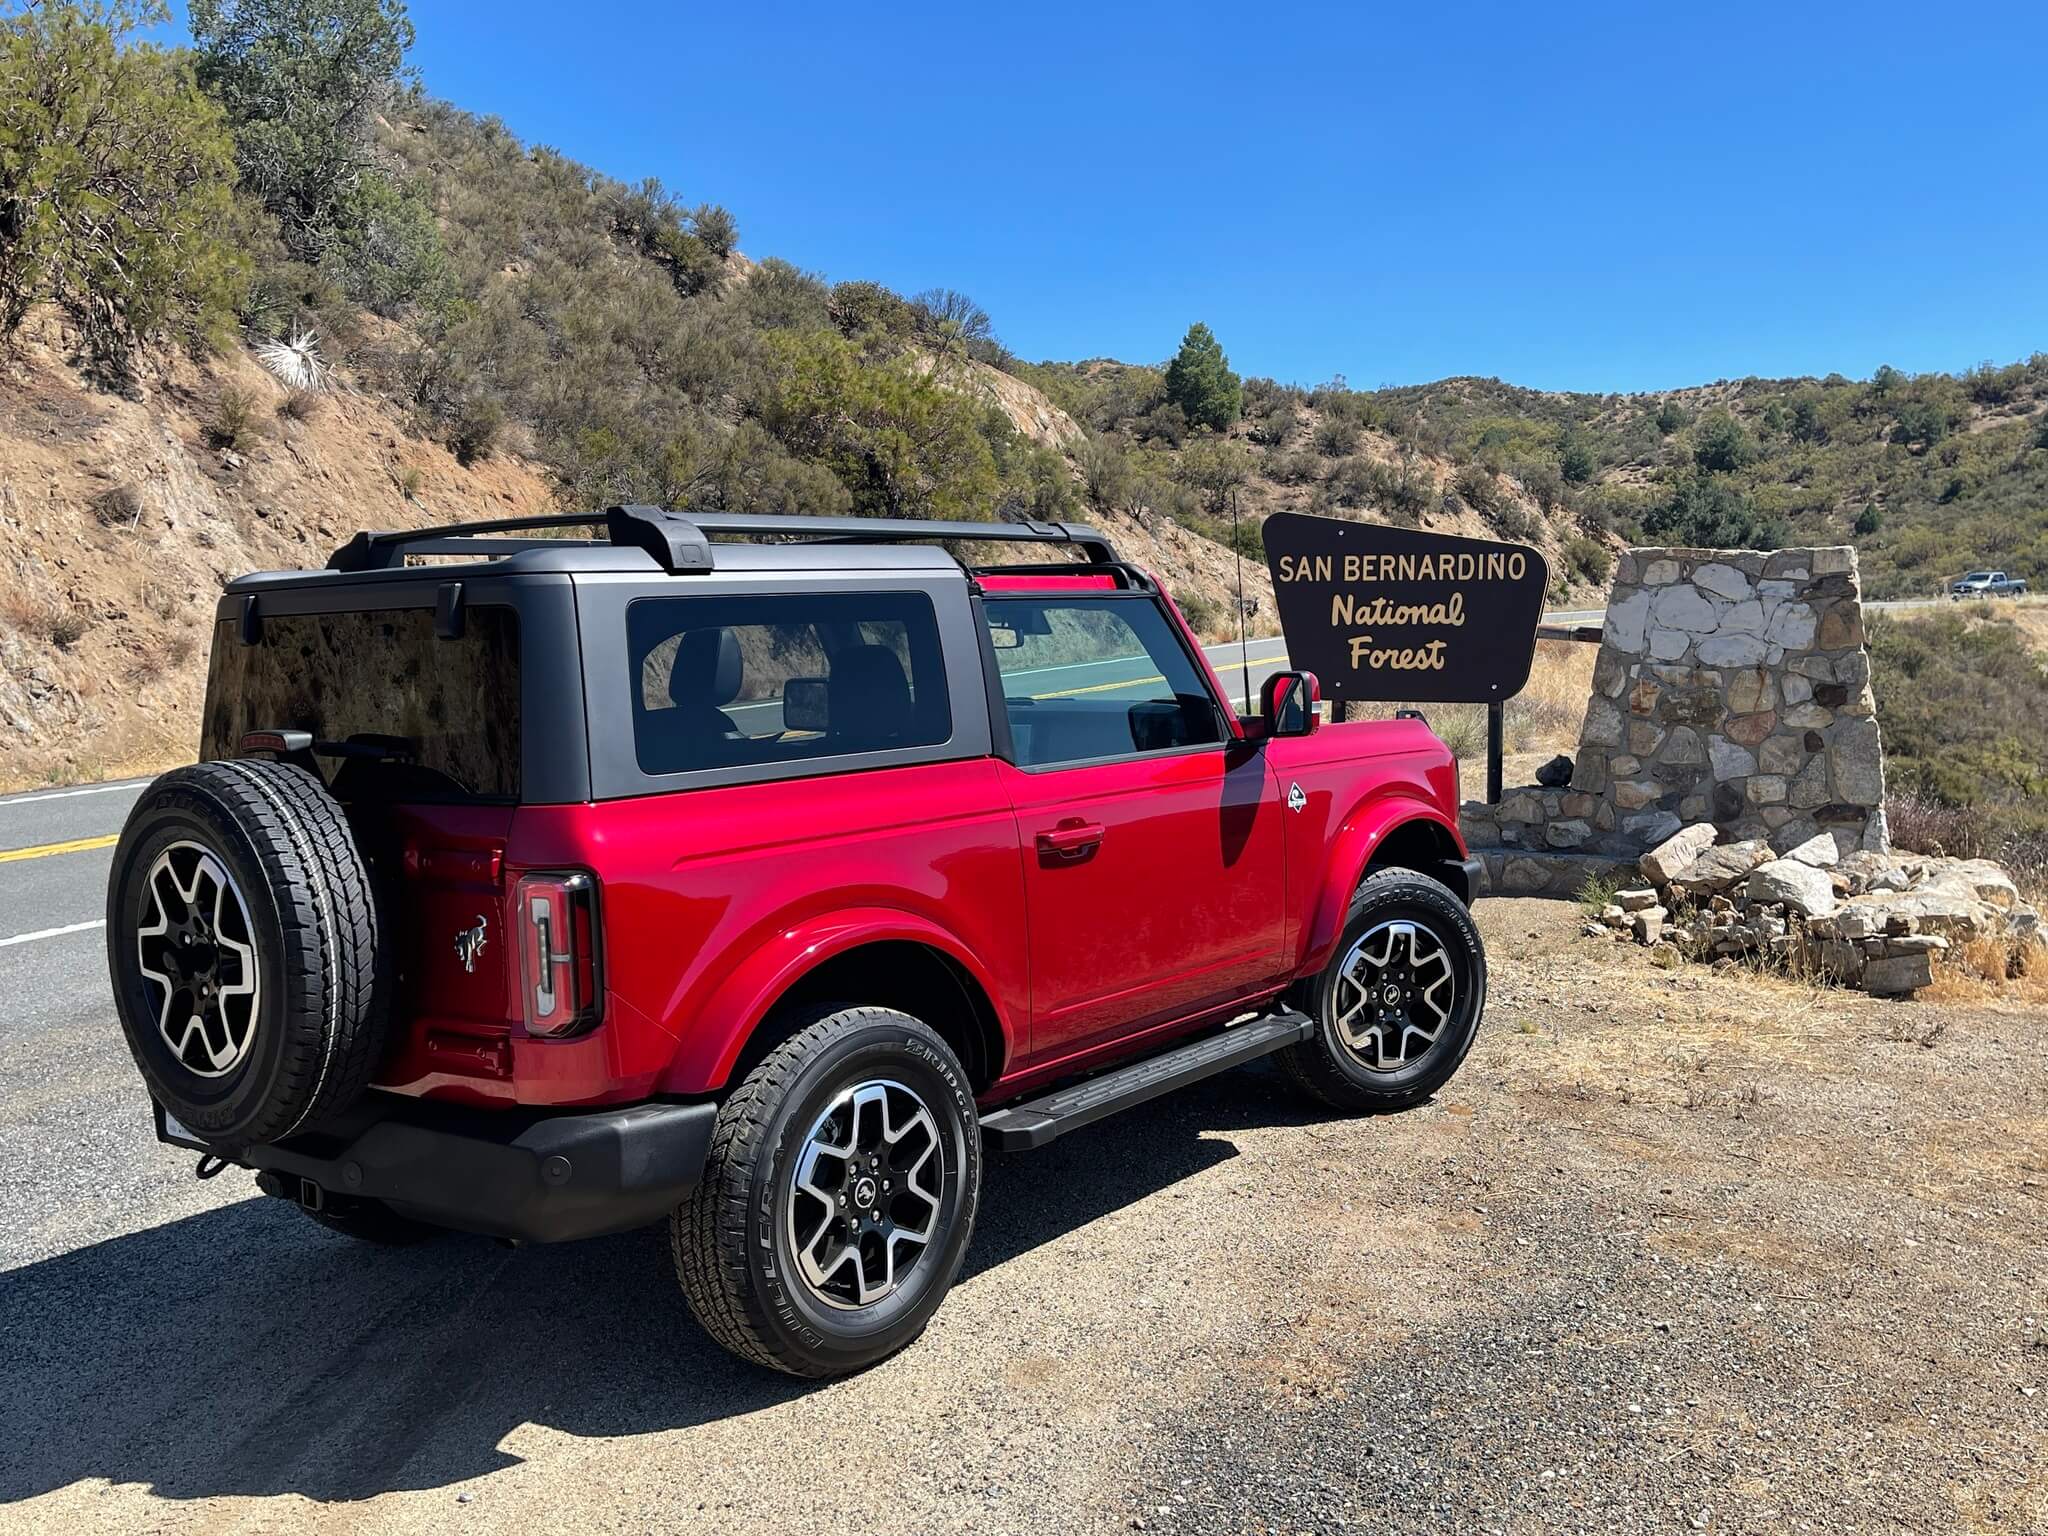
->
[[324, 505, 1117, 574]]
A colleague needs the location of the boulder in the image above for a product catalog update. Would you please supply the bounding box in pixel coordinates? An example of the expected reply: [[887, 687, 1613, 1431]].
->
[[1863, 951, 1933, 996], [1782, 832, 1839, 869], [1622, 810, 1683, 848], [1641, 823, 1718, 887], [1747, 859, 1838, 918], [1668, 839, 1773, 898], [1534, 754, 1574, 788]]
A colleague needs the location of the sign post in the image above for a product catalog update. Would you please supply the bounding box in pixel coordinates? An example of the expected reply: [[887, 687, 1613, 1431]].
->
[[1260, 513, 1550, 800]]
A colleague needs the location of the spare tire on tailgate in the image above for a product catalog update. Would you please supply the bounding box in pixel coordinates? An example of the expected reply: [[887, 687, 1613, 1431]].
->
[[106, 759, 386, 1152]]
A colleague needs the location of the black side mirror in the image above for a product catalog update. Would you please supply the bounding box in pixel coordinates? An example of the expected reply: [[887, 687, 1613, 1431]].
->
[[1258, 669, 1322, 738]]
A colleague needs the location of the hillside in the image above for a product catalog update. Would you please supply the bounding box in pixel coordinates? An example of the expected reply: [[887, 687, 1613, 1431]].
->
[[1016, 355, 2048, 605], [1358, 363, 2048, 600]]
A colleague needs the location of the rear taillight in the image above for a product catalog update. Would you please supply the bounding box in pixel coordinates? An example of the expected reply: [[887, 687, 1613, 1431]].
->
[[515, 871, 602, 1038]]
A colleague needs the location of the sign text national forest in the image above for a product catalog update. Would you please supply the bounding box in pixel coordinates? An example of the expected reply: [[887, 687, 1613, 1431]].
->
[[1260, 512, 1550, 704]]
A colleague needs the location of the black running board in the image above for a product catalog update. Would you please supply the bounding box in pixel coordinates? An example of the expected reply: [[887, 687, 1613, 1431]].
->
[[980, 1010, 1315, 1152]]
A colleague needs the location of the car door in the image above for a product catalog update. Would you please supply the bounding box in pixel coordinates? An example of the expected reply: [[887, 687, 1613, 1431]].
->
[[983, 591, 1287, 1065]]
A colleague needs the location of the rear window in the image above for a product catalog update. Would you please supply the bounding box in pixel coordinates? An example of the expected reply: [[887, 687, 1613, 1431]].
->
[[200, 607, 521, 800], [628, 591, 950, 776]]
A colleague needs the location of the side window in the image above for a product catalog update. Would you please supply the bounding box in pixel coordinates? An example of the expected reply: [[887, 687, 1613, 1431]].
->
[[628, 591, 951, 776], [984, 597, 1224, 768]]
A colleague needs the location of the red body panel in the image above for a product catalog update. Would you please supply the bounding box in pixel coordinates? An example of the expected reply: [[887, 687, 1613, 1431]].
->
[[368, 579, 1466, 1112], [997, 749, 1285, 1058], [1263, 719, 1467, 973]]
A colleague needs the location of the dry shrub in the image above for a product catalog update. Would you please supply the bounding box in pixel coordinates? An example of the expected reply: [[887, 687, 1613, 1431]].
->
[[89, 483, 143, 527], [167, 632, 198, 666], [139, 581, 183, 622], [3, 592, 91, 650], [124, 651, 165, 688], [206, 386, 266, 451], [277, 389, 326, 422], [1887, 788, 2048, 902]]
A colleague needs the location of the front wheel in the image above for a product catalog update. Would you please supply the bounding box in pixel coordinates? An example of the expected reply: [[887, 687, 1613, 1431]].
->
[[1277, 868, 1487, 1112], [673, 1006, 981, 1377]]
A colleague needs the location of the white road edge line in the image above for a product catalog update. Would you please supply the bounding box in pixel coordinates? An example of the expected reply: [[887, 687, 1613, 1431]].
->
[[0, 918, 106, 949], [0, 780, 147, 807]]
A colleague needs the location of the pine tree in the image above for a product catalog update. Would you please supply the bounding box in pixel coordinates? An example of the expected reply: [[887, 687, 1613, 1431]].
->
[[1162, 322, 1242, 432]]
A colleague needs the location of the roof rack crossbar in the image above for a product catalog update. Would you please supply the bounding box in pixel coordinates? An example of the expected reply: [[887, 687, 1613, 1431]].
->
[[326, 506, 1117, 573]]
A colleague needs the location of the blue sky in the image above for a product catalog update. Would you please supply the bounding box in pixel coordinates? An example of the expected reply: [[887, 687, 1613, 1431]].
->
[[228, 2, 2048, 391]]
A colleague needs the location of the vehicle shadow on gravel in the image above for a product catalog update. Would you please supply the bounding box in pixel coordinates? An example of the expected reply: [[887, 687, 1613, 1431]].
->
[[0, 1066, 1327, 1506]]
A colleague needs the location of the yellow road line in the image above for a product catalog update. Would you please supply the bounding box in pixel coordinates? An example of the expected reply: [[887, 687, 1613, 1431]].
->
[[0, 833, 119, 864]]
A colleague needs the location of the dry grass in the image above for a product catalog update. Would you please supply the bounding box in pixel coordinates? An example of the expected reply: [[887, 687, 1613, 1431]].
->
[[1349, 638, 1596, 773], [276, 389, 325, 423], [138, 581, 184, 623], [1923, 933, 2048, 1006], [3, 591, 91, 650]]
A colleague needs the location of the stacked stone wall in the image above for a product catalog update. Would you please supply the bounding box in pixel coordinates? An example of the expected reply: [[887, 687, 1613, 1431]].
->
[[1464, 545, 1887, 897]]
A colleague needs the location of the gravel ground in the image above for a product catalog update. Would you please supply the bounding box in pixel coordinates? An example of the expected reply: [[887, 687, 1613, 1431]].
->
[[3, 898, 2043, 1534]]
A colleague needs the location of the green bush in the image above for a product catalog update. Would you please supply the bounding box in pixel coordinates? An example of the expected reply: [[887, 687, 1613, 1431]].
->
[[1161, 322, 1241, 431], [1135, 402, 1189, 447], [1452, 462, 1499, 514], [206, 384, 266, 449], [324, 171, 449, 316], [1870, 611, 2048, 882], [191, 0, 415, 261], [444, 392, 503, 465], [1562, 534, 1611, 586], [1890, 398, 1949, 450], [0, 2, 248, 375], [1692, 410, 1758, 474], [1854, 502, 1882, 537], [1314, 415, 1360, 456], [1557, 426, 1596, 483], [1642, 473, 1779, 549]]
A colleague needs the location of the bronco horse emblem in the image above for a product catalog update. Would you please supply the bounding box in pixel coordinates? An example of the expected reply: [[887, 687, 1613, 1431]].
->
[[454, 913, 489, 974]]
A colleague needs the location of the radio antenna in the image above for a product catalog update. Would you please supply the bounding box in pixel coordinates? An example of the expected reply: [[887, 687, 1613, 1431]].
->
[[1232, 489, 1251, 714]]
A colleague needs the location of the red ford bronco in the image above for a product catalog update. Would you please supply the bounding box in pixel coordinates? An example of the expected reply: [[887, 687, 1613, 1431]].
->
[[106, 508, 1485, 1376]]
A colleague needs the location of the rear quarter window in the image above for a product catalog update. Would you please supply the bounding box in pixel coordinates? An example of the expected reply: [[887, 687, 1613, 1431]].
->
[[627, 590, 951, 776]]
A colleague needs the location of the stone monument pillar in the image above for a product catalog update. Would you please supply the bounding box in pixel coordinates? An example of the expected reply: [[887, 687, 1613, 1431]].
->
[[1461, 544, 1888, 898]]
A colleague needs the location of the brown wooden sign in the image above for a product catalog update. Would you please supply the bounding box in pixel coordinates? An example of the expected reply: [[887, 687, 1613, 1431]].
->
[[1261, 512, 1550, 704]]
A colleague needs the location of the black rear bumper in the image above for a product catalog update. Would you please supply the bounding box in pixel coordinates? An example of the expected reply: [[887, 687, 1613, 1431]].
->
[[176, 1093, 718, 1244]]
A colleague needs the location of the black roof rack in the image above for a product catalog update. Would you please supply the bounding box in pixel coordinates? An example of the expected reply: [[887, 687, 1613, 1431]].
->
[[326, 505, 1118, 574]]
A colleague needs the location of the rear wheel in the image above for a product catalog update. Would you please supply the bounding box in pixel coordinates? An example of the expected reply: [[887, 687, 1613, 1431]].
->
[[674, 1007, 981, 1377], [1277, 868, 1486, 1112]]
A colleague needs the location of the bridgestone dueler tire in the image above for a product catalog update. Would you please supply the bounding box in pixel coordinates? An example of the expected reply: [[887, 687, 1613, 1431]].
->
[[1277, 868, 1487, 1113], [106, 760, 386, 1153], [673, 1007, 981, 1378]]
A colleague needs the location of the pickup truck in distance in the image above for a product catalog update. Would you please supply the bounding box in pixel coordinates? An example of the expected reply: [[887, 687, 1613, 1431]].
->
[[105, 507, 1486, 1377], [1951, 570, 2028, 599]]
